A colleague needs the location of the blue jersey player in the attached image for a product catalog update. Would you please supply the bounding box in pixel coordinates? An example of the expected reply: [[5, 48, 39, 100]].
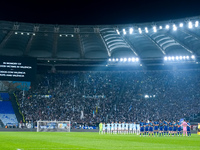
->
[[172, 121, 177, 136], [149, 120, 154, 137], [163, 119, 168, 136], [159, 120, 164, 136], [145, 121, 149, 136], [177, 120, 182, 136], [140, 120, 145, 136], [154, 120, 159, 136], [187, 120, 191, 136], [168, 121, 173, 136]]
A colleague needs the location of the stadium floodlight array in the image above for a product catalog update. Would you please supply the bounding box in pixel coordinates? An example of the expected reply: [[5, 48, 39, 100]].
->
[[144, 95, 156, 99], [164, 55, 195, 62], [117, 19, 199, 35], [15, 32, 35, 36], [108, 57, 139, 63], [59, 34, 74, 37]]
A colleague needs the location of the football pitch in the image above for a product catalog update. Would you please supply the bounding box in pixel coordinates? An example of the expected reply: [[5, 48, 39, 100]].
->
[[0, 132, 200, 150]]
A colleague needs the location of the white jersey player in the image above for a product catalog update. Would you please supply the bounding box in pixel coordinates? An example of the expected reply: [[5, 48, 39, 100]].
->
[[129, 122, 133, 134], [111, 122, 114, 134], [102, 123, 106, 134], [114, 122, 118, 134], [118, 122, 122, 134], [122, 122, 125, 134], [133, 122, 137, 134], [107, 123, 111, 134], [136, 123, 140, 135], [125, 123, 129, 134]]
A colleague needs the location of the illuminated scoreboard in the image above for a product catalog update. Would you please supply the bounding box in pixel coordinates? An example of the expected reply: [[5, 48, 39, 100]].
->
[[0, 56, 37, 81]]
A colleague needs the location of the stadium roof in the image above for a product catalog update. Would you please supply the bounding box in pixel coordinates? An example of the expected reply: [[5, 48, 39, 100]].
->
[[0, 16, 200, 67]]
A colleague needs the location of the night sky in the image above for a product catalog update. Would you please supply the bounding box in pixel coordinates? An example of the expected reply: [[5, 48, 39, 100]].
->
[[0, 0, 200, 25]]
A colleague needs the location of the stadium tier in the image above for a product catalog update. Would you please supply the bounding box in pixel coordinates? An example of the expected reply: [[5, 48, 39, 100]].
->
[[0, 16, 199, 68]]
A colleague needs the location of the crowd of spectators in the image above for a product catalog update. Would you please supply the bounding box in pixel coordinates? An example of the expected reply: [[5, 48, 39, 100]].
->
[[16, 70, 200, 126]]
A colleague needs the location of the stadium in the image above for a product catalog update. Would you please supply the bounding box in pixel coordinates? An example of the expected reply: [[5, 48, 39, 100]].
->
[[0, 15, 200, 149]]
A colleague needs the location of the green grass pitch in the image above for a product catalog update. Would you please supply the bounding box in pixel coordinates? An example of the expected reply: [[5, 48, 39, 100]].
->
[[0, 132, 199, 150]]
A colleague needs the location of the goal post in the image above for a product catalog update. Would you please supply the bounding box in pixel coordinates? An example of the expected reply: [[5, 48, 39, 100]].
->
[[37, 121, 71, 132]]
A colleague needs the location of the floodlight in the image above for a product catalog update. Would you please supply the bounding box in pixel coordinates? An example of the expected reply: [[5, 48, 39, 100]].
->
[[183, 56, 186, 59], [15, 32, 18, 34], [180, 56, 183, 60], [124, 58, 127, 62], [136, 58, 139, 62], [108, 58, 111, 62], [173, 24, 177, 31], [116, 58, 119, 61], [132, 58, 135, 62], [195, 21, 199, 27], [112, 58, 115, 62], [168, 56, 171, 60], [33, 33, 35, 36], [188, 21, 193, 29], [21, 32, 24, 35], [159, 26, 163, 29], [145, 95, 149, 98], [120, 58, 123, 62], [60, 34, 62, 37], [186, 56, 190, 59], [71, 35, 74, 37], [123, 29, 126, 35], [164, 56, 168, 61], [129, 28, 133, 34], [116, 29, 120, 35], [128, 58, 131, 62], [153, 26, 157, 32], [179, 23, 183, 27], [145, 27, 148, 33], [138, 28, 142, 34], [176, 56, 179, 60], [172, 56, 175, 60], [191, 55, 195, 59], [166, 25, 170, 29], [27, 33, 30, 35]]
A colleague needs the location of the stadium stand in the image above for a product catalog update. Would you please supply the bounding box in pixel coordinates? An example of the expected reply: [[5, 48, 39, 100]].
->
[[15, 70, 200, 127], [0, 101, 18, 127], [0, 16, 200, 128], [0, 93, 10, 100]]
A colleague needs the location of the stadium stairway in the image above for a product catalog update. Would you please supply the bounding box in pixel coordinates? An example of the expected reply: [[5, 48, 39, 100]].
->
[[0, 119, 4, 128], [108, 73, 129, 117], [9, 93, 24, 123]]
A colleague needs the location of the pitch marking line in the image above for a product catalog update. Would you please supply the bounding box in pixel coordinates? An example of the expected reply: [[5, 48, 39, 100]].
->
[[18, 148, 86, 150]]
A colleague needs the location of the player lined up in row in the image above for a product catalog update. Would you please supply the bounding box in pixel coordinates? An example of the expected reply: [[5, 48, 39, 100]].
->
[[140, 119, 191, 137], [99, 120, 191, 137], [99, 122, 140, 135]]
